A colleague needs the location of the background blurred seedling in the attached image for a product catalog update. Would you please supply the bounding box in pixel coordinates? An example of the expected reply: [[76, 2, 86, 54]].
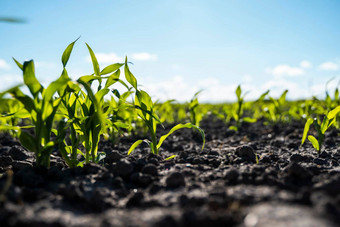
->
[[125, 61, 205, 157], [229, 85, 256, 131], [301, 105, 340, 153], [188, 90, 203, 127]]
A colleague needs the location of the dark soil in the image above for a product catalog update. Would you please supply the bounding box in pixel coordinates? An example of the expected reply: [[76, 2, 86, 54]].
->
[[0, 116, 339, 226]]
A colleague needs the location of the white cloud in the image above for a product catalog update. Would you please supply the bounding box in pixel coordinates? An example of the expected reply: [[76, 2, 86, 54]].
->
[[266, 64, 304, 78], [86, 53, 124, 64], [131, 53, 158, 61], [139, 75, 266, 103], [242, 74, 253, 83], [0, 59, 10, 70], [0, 73, 22, 91], [300, 60, 312, 68], [319, 61, 339, 71], [261, 79, 308, 99]]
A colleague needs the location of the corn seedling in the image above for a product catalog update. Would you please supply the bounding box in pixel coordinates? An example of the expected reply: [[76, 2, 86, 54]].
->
[[124, 61, 205, 156], [263, 89, 289, 124], [188, 91, 203, 126], [301, 105, 340, 153], [5, 58, 70, 167], [229, 85, 256, 131]]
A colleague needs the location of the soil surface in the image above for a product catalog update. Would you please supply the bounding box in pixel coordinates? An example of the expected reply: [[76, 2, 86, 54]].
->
[[0, 116, 339, 227]]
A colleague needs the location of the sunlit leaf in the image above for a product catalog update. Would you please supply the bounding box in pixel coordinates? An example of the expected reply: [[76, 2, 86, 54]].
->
[[308, 135, 319, 151], [86, 43, 100, 76], [23, 60, 43, 97], [128, 139, 144, 155], [157, 123, 205, 151], [100, 63, 124, 75], [124, 57, 137, 89], [61, 37, 79, 68], [301, 118, 313, 146], [327, 105, 340, 119]]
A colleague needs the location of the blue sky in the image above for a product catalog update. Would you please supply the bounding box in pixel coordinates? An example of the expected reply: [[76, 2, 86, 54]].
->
[[1, 0, 340, 102]]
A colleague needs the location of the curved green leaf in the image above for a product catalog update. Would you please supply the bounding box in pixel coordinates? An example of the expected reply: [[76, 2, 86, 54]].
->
[[128, 139, 144, 155], [86, 43, 100, 76], [124, 57, 137, 89], [23, 60, 43, 97], [301, 118, 314, 146], [157, 123, 205, 150], [105, 69, 120, 88], [100, 63, 124, 75], [165, 155, 177, 160], [61, 37, 80, 68], [308, 135, 319, 151], [12, 57, 23, 71], [43, 76, 70, 102], [327, 105, 340, 119]]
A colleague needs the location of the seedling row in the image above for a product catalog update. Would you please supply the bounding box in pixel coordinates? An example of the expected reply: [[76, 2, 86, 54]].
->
[[1, 39, 340, 169]]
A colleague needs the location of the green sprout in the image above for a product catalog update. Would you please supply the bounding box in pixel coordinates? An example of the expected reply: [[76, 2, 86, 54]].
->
[[301, 105, 340, 153], [188, 90, 203, 126], [124, 60, 205, 156], [263, 89, 289, 124], [6, 58, 70, 167], [229, 85, 256, 131], [56, 40, 126, 167]]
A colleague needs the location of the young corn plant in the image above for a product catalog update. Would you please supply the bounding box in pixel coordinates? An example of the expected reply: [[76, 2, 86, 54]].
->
[[263, 89, 289, 124], [301, 105, 340, 153], [188, 91, 203, 126], [124, 60, 205, 157], [56, 40, 127, 166], [6, 59, 70, 167], [105, 90, 135, 144], [229, 85, 256, 131]]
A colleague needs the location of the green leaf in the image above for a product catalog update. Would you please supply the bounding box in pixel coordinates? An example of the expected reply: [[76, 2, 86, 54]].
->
[[157, 123, 205, 151], [112, 89, 120, 98], [229, 125, 238, 131], [19, 131, 37, 153], [105, 69, 120, 88], [278, 90, 288, 105], [77, 79, 107, 134], [86, 43, 100, 76], [243, 117, 257, 123], [301, 118, 313, 146], [0, 125, 21, 131], [164, 155, 177, 160], [100, 63, 124, 75], [9, 87, 35, 113], [128, 139, 144, 155], [308, 135, 319, 151], [235, 85, 241, 100], [335, 88, 339, 101], [320, 117, 330, 134], [327, 105, 340, 119], [12, 57, 23, 71], [78, 75, 101, 84], [23, 60, 43, 97], [61, 37, 79, 68], [42, 76, 70, 103], [95, 88, 109, 102], [256, 90, 270, 102], [124, 57, 137, 89]]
